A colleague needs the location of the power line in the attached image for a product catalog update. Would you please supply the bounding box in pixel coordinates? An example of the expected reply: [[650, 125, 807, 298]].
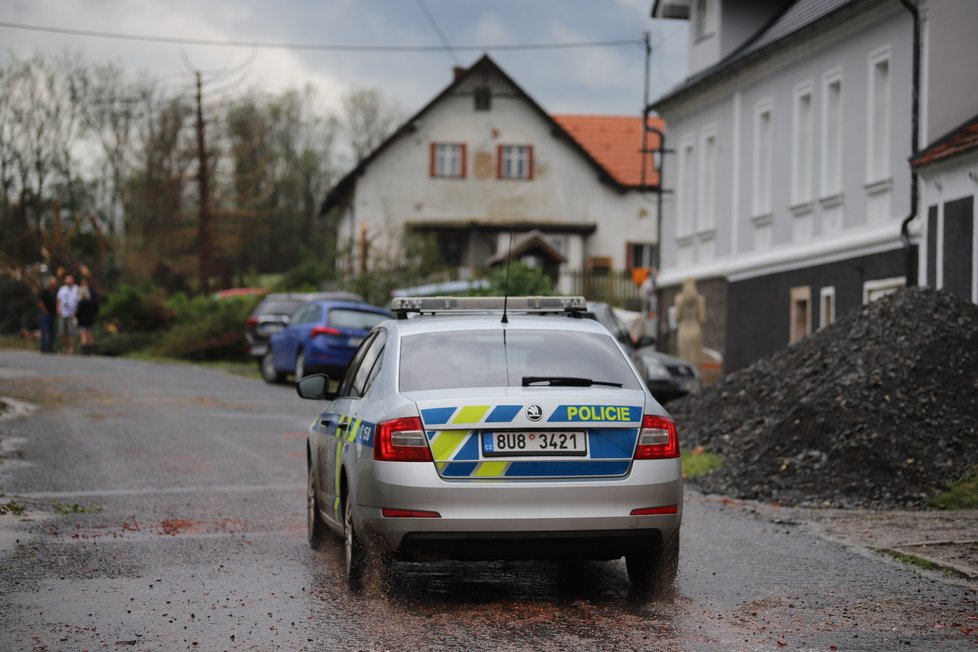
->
[[0, 20, 644, 53], [415, 0, 460, 65]]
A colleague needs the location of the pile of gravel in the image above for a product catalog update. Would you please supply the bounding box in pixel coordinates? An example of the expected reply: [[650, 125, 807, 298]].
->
[[670, 287, 978, 509]]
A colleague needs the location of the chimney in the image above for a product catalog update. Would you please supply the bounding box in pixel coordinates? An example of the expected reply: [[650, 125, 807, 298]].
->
[[452, 66, 466, 82]]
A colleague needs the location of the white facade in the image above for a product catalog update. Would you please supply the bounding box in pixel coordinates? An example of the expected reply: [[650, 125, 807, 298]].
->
[[328, 58, 658, 292], [656, 1, 914, 288], [649, 0, 978, 370]]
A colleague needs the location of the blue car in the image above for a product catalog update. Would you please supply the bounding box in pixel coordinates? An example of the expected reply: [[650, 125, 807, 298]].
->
[[261, 300, 391, 383]]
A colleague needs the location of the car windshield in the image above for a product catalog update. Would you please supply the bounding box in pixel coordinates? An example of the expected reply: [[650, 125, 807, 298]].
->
[[328, 308, 388, 331], [398, 328, 641, 391]]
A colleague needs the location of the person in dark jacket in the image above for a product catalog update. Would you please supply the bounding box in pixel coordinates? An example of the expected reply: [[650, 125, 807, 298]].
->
[[37, 276, 58, 353], [76, 277, 99, 355]]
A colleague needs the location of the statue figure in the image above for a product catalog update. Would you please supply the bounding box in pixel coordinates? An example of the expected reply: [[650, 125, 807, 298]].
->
[[674, 278, 705, 366]]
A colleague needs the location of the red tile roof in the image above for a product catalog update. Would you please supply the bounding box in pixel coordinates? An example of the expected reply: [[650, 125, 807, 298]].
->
[[551, 114, 663, 188], [912, 113, 978, 169]]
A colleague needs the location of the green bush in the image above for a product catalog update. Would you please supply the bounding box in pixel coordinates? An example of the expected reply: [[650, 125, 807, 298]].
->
[[0, 278, 38, 334], [273, 260, 334, 292], [151, 296, 252, 361], [471, 262, 553, 297], [100, 284, 174, 332]]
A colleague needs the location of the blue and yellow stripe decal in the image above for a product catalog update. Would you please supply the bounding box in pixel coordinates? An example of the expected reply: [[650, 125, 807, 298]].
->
[[426, 427, 638, 479]]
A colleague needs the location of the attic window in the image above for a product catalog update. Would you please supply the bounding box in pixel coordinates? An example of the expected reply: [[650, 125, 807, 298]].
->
[[474, 86, 491, 111]]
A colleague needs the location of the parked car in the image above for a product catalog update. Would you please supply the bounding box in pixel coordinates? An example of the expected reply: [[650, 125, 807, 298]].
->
[[584, 302, 700, 403], [262, 300, 390, 383], [245, 291, 365, 366], [296, 296, 681, 593]]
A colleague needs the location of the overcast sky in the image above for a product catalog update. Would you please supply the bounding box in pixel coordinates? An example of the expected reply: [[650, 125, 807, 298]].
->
[[2, 0, 689, 117]]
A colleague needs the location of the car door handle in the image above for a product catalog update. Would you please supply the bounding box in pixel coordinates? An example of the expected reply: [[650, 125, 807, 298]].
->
[[336, 422, 349, 431]]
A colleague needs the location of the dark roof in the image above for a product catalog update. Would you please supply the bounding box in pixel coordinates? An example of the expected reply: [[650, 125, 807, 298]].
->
[[651, 0, 875, 110], [911, 113, 978, 169], [485, 229, 567, 266], [321, 55, 656, 216]]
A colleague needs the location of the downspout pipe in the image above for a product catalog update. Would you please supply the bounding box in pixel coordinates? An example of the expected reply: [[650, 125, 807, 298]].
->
[[900, 0, 920, 286]]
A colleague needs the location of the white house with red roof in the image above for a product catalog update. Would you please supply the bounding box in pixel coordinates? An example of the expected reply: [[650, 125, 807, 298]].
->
[[321, 55, 662, 295]]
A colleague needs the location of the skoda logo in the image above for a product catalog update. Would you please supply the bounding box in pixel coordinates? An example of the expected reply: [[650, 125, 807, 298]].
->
[[526, 405, 543, 422]]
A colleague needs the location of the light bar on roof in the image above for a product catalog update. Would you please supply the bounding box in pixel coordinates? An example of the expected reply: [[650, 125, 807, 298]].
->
[[390, 296, 587, 315]]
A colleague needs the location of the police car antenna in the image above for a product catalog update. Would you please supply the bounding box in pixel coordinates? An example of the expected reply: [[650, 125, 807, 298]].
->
[[501, 227, 514, 324]]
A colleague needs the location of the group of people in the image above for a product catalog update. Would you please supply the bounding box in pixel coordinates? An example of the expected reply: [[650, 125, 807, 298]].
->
[[37, 273, 100, 355]]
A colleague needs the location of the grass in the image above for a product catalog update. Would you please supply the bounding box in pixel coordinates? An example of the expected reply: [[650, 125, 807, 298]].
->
[[50, 500, 102, 515], [0, 500, 26, 516], [681, 447, 723, 478], [877, 548, 972, 579], [929, 467, 978, 510]]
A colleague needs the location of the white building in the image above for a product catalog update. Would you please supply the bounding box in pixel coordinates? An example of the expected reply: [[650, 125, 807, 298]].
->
[[649, 0, 978, 371], [321, 55, 662, 295]]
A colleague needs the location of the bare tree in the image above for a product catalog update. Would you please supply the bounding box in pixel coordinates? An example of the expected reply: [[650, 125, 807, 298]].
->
[[340, 87, 401, 164]]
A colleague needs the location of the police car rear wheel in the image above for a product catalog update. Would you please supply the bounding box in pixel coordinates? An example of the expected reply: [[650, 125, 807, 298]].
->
[[295, 351, 306, 380], [307, 460, 325, 549], [625, 533, 679, 594], [344, 495, 367, 592]]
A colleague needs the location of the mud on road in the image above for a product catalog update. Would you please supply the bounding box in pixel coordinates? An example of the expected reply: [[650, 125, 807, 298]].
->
[[0, 350, 976, 650]]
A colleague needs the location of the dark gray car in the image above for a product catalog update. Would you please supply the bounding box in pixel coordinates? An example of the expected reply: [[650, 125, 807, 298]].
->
[[584, 302, 700, 403]]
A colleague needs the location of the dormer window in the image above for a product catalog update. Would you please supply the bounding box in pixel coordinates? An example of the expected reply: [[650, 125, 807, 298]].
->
[[474, 86, 491, 111], [694, 0, 717, 40]]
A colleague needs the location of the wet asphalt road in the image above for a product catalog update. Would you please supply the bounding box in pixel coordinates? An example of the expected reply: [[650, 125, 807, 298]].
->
[[0, 350, 976, 651]]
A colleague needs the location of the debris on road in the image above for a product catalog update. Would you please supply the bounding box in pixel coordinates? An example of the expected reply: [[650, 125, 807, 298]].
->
[[670, 288, 978, 509]]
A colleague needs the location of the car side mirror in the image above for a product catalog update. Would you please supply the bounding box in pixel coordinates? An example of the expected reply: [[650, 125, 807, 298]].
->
[[636, 335, 656, 348], [296, 373, 336, 400]]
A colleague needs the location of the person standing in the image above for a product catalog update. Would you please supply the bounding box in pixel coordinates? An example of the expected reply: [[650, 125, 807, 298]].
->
[[37, 276, 58, 353], [76, 277, 99, 355], [56, 274, 80, 355]]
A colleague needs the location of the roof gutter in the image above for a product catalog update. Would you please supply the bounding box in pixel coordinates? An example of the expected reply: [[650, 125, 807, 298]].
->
[[899, 0, 920, 286]]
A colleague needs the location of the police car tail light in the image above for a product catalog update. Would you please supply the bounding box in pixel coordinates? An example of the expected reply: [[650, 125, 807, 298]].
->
[[375, 417, 433, 462], [634, 415, 679, 459]]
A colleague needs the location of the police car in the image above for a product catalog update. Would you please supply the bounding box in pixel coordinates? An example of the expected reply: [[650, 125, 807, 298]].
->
[[297, 296, 682, 592]]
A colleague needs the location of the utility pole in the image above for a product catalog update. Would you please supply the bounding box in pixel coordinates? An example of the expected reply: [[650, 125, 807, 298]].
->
[[195, 71, 212, 295]]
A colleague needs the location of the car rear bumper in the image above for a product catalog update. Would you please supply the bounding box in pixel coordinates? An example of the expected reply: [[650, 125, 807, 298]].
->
[[354, 458, 682, 558]]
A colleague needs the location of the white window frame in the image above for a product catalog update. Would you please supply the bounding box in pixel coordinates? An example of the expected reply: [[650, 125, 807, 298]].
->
[[863, 276, 905, 303], [821, 68, 844, 199], [819, 286, 836, 329], [698, 125, 718, 234], [676, 134, 697, 239], [694, 0, 717, 40], [792, 82, 814, 206], [500, 145, 531, 180], [433, 143, 464, 178], [866, 47, 892, 184], [752, 99, 774, 218]]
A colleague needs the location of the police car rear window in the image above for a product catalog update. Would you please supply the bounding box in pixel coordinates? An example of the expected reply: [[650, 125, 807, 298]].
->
[[398, 329, 641, 392]]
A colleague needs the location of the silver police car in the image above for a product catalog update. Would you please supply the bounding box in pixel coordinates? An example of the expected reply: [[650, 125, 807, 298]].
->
[[297, 296, 682, 593]]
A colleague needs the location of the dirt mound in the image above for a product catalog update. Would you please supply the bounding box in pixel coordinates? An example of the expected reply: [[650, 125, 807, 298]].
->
[[670, 287, 978, 509]]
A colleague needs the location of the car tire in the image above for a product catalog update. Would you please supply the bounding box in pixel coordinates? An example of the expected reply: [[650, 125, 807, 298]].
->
[[295, 350, 306, 380], [343, 493, 367, 593], [307, 457, 326, 550], [260, 351, 285, 384], [625, 532, 680, 595]]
